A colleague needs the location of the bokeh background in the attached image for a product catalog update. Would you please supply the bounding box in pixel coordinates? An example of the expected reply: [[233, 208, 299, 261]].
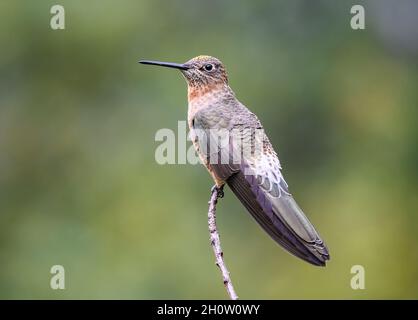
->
[[0, 0, 417, 299]]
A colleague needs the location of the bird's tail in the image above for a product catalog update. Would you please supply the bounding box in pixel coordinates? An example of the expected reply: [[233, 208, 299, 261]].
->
[[227, 171, 330, 266]]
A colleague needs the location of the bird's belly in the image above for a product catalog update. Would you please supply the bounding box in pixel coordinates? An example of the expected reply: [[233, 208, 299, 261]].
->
[[189, 125, 225, 187]]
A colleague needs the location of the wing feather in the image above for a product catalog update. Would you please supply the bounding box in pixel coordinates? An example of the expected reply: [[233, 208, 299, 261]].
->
[[192, 107, 330, 266]]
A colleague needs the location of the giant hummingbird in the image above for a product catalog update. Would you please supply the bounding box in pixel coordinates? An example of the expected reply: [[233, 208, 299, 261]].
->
[[140, 55, 330, 266]]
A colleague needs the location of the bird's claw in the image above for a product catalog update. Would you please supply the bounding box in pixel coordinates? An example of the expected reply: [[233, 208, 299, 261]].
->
[[211, 185, 224, 199]]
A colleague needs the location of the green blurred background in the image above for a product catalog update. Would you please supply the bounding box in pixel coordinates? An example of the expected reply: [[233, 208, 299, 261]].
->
[[0, 0, 417, 299]]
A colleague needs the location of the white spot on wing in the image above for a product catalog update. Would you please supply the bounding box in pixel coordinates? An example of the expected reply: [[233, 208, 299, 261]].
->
[[249, 151, 290, 198]]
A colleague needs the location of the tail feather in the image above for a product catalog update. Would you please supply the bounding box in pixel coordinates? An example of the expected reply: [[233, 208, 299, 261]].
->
[[227, 171, 330, 266]]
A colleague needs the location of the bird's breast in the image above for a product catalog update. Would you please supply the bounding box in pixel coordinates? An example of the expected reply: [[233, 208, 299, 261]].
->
[[188, 95, 214, 128]]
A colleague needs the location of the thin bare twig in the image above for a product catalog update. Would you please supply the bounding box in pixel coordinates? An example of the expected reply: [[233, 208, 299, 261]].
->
[[208, 186, 239, 300]]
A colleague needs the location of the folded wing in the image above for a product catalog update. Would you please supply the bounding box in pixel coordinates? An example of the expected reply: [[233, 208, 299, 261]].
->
[[193, 110, 330, 266]]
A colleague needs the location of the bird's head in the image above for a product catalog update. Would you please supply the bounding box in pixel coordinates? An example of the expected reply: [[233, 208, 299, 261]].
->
[[180, 55, 228, 87], [140, 56, 229, 97]]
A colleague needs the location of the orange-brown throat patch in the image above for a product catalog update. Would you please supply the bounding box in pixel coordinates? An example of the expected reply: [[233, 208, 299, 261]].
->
[[188, 83, 223, 102]]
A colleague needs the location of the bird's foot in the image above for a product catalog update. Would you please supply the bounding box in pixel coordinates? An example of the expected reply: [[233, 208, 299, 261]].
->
[[211, 185, 224, 199]]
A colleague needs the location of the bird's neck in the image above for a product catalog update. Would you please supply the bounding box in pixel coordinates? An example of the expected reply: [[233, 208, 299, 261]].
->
[[188, 82, 226, 101], [187, 83, 235, 124]]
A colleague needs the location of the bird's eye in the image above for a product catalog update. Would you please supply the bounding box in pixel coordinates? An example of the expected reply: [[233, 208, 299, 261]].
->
[[203, 64, 214, 71]]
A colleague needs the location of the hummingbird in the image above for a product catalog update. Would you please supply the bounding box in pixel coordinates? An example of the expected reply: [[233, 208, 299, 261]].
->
[[140, 55, 330, 266]]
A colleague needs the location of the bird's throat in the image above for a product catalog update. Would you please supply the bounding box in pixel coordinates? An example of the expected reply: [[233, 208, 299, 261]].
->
[[187, 83, 226, 103]]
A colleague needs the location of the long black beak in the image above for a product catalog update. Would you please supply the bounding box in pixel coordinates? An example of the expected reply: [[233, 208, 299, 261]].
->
[[139, 60, 189, 70]]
